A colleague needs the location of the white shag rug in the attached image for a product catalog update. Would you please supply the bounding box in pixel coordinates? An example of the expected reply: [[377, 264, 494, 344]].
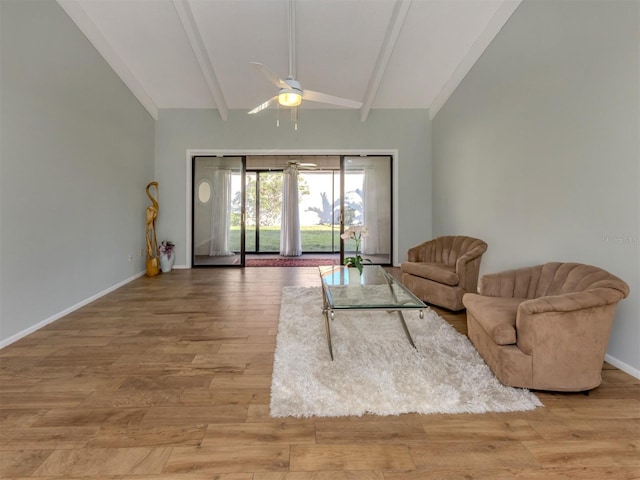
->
[[270, 286, 542, 418]]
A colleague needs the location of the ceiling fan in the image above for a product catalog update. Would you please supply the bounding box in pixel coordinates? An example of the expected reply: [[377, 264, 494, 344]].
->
[[286, 159, 317, 170], [248, 0, 363, 128]]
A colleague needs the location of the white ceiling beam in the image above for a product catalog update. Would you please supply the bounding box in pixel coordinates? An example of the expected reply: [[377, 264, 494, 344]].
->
[[56, 0, 159, 120], [429, 0, 523, 120], [360, 0, 411, 122], [173, 0, 228, 121]]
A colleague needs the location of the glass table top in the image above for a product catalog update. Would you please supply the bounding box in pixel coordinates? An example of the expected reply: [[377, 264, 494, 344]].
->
[[319, 265, 426, 310]]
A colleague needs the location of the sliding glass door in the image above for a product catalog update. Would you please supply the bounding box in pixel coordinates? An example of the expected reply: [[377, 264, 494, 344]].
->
[[341, 156, 392, 265], [298, 170, 341, 253], [191, 154, 392, 266], [192, 156, 245, 267]]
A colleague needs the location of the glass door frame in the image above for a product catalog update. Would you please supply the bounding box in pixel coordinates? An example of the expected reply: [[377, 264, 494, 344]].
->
[[190, 155, 246, 268], [339, 155, 393, 267], [185, 149, 398, 268], [244, 169, 286, 255]]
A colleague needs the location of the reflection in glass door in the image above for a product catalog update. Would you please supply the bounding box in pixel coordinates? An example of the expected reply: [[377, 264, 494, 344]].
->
[[244, 171, 286, 253], [297, 170, 341, 253], [341, 156, 392, 265], [192, 156, 244, 266]]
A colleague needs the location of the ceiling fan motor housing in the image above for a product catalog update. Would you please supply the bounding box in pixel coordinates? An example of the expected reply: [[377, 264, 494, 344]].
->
[[278, 77, 302, 106]]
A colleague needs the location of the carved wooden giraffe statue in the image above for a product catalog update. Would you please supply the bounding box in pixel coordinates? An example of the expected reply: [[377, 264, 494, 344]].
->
[[145, 181, 160, 277]]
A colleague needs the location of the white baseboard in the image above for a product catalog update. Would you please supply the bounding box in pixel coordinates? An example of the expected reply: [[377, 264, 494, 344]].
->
[[605, 353, 640, 380], [0, 271, 146, 349]]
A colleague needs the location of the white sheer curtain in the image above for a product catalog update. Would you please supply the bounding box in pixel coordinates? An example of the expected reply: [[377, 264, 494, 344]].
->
[[209, 168, 234, 256], [280, 165, 302, 256], [362, 160, 390, 256]]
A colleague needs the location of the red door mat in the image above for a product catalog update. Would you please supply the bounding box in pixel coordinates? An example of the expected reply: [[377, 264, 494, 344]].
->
[[245, 258, 337, 267]]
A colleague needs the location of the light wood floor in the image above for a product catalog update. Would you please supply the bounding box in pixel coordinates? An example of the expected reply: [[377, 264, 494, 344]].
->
[[1, 267, 638, 479]]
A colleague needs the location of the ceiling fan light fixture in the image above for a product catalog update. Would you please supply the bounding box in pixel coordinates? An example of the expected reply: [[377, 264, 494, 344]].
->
[[248, 0, 361, 122], [278, 89, 302, 107]]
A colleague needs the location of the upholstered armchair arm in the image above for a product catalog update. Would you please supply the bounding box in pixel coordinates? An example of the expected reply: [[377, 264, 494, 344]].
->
[[515, 288, 624, 357], [455, 243, 488, 293], [407, 240, 435, 262], [510, 286, 626, 391], [518, 288, 626, 315], [455, 244, 487, 270]]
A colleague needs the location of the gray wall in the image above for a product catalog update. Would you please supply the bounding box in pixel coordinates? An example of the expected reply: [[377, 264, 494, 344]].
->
[[0, 0, 155, 343], [154, 108, 431, 266], [432, 0, 640, 373]]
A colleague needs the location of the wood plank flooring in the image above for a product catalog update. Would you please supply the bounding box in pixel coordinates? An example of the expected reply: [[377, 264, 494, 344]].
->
[[1, 267, 638, 479]]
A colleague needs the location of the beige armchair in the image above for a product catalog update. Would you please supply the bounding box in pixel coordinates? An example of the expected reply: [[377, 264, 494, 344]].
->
[[401, 236, 488, 311], [463, 262, 629, 392]]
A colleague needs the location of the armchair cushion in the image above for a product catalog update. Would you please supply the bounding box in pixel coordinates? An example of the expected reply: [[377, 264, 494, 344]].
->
[[462, 295, 526, 345], [400, 262, 459, 286]]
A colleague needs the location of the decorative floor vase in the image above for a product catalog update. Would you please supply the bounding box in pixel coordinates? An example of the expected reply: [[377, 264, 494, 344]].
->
[[160, 253, 174, 272], [348, 268, 361, 286]]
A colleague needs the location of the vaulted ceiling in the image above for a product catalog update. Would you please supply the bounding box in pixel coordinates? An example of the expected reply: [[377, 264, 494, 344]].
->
[[57, 0, 521, 121]]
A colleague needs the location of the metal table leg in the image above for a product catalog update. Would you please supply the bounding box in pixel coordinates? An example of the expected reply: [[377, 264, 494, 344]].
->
[[322, 307, 334, 360], [396, 310, 417, 350], [320, 280, 334, 360]]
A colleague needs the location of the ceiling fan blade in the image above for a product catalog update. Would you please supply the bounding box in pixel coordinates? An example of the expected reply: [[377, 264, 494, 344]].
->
[[250, 62, 288, 89], [248, 96, 277, 115], [302, 90, 362, 109], [288, 161, 317, 168]]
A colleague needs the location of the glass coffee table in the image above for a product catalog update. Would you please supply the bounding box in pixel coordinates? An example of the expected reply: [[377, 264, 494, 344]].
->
[[318, 265, 426, 360]]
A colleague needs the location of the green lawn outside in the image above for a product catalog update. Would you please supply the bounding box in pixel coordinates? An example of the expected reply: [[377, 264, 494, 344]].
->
[[230, 225, 341, 252]]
